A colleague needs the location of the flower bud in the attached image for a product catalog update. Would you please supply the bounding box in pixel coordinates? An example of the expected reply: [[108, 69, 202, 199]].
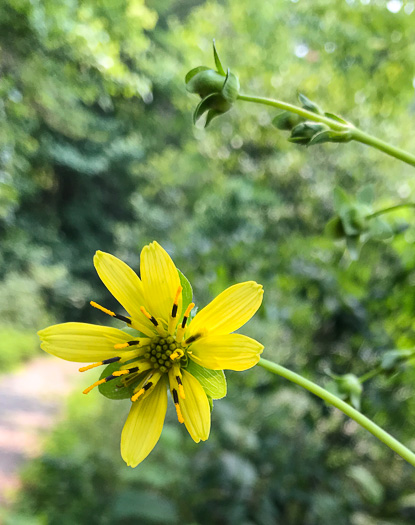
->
[[186, 69, 227, 99], [327, 373, 362, 410], [185, 40, 240, 127], [288, 121, 329, 145]]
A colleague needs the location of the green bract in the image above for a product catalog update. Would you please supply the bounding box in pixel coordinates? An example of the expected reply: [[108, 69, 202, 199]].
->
[[185, 40, 240, 127]]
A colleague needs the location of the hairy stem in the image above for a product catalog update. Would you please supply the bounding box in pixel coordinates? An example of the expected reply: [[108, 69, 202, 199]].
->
[[257, 357, 415, 467], [237, 94, 415, 168]]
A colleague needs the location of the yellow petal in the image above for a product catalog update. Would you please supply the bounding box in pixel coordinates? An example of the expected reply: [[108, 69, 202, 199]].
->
[[38, 322, 132, 362], [189, 334, 263, 371], [121, 378, 167, 467], [180, 369, 210, 443], [93, 251, 154, 337], [140, 241, 182, 322], [188, 281, 263, 337]]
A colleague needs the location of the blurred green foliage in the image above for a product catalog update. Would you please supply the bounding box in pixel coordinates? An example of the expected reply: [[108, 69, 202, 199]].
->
[[2, 0, 415, 523]]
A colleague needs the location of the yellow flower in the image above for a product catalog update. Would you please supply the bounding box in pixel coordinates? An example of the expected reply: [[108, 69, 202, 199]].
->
[[38, 242, 264, 467]]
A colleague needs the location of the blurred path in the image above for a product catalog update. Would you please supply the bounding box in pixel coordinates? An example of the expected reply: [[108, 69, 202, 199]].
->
[[0, 356, 79, 504]]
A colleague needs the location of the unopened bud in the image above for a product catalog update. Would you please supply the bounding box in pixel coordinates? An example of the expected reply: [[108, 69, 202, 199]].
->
[[288, 121, 329, 145], [185, 41, 240, 127]]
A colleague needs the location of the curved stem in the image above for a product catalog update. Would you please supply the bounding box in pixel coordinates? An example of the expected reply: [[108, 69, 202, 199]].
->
[[237, 94, 415, 168], [367, 202, 415, 220], [257, 357, 415, 467]]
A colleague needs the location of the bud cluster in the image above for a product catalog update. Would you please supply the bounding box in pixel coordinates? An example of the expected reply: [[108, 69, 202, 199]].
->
[[273, 93, 352, 146]]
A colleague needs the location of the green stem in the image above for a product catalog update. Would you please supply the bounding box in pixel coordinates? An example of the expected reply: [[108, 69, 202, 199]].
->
[[366, 202, 415, 220], [358, 366, 383, 384], [237, 94, 415, 168], [257, 357, 415, 467]]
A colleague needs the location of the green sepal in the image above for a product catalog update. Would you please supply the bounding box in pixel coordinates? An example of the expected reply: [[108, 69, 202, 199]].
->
[[98, 361, 138, 400], [185, 66, 210, 85], [308, 129, 352, 146], [325, 216, 346, 240], [324, 112, 349, 125], [207, 395, 214, 412], [213, 39, 226, 76], [222, 68, 240, 103], [186, 359, 227, 400], [193, 93, 232, 124], [205, 109, 222, 127], [177, 269, 193, 322], [298, 92, 324, 115]]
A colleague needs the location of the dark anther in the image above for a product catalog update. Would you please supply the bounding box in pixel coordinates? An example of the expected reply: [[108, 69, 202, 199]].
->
[[172, 389, 179, 404], [114, 313, 131, 324], [171, 304, 178, 318], [102, 356, 121, 365]]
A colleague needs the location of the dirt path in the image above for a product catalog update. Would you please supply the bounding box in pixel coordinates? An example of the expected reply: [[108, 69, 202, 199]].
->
[[0, 356, 79, 504]]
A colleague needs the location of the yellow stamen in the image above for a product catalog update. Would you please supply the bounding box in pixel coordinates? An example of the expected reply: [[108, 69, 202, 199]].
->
[[131, 388, 145, 402], [172, 365, 185, 399], [175, 403, 184, 424], [183, 302, 195, 321], [112, 370, 129, 377], [79, 362, 103, 372], [90, 301, 115, 317], [114, 342, 129, 349], [140, 306, 166, 336], [168, 286, 183, 334], [140, 306, 154, 321], [90, 301, 131, 324], [78, 355, 122, 372], [83, 379, 105, 394], [170, 349, 184, 361], [175, 302, 195, 343], [173, 286, 182, 308]]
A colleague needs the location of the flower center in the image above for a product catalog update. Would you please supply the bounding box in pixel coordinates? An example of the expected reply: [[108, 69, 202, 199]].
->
[[143, 336, 185, 374]]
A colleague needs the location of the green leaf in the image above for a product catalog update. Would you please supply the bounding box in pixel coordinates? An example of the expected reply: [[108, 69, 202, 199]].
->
[[347, 466, 384, 505], [185, 66, 210, 85], [98, 361, 137, 400], [186, 359, 227, 399], [177, 269, 193, 319], [213, 39, 226, 76]]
